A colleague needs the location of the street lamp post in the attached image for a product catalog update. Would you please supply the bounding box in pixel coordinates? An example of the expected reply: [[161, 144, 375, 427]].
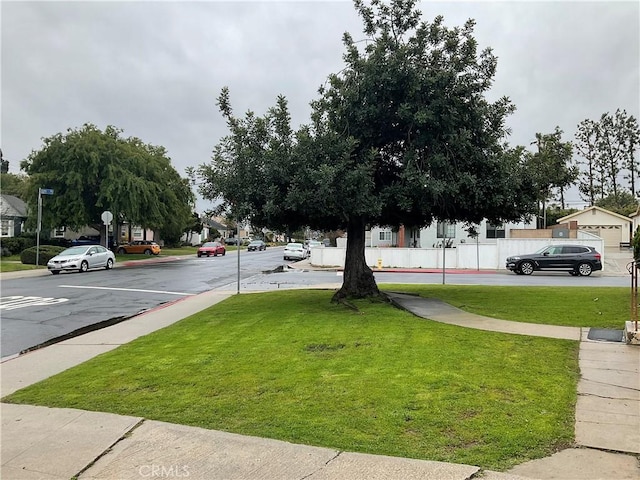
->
[[35, 188, 54, 268]]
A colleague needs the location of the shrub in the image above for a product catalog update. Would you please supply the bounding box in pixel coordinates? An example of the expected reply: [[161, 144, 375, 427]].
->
[[0, 237, 36, 256], [633, 226, 640, 262], [20, 245, 66, 266]]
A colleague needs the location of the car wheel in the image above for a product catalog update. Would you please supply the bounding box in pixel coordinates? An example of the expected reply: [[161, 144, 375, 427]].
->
[[577, 262, 593, 276], [197, 252, 202, 257], [79, 261, 89, 273], [51, 270, 60, 275], [213, 252, 218, 257], [105, 258, 114, 270], [117, 247, 126, 254], [519, 261, 534, 275], [222, 251, 226, 256], [144, 249, 152, 255]]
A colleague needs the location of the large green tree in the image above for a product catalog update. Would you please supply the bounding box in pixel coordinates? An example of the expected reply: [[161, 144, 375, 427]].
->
[[21, 124, 194, 238], [199, 0, 538, 300]]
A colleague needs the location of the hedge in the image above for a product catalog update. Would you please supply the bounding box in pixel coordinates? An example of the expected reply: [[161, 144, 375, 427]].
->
[[20, 246, 66, 266], [0, 237, 36, 257]]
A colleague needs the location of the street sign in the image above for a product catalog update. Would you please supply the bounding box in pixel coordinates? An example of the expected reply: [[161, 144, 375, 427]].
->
[[101, 211, 113, 225], [40, 188, 54, 195]]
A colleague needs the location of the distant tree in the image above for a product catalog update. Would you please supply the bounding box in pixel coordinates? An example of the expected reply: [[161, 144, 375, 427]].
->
[[21, 124, 194, 240], [183, 212, 204, 244], [0, 148, 8, 174], [619, 113, 640, 198], [575, 119, 604, 205], [578, 110, 640, 204], [526, 127, 575, 227], [595, 191, 638, 217], [199, 0, 538, 300], [545, 206, 578, 227], [1, 172, 29, 197]]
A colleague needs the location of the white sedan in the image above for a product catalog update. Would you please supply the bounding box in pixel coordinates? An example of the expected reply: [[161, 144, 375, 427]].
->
[[47, 245, 115, 274], [283, 242, 308, 261]]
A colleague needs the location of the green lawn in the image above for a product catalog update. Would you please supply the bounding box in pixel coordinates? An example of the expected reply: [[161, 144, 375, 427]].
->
[[3, 289, 585, 470], [382, 284, 629, 329]]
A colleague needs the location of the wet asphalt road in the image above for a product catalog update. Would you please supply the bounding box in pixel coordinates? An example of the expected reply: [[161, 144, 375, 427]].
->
[[0, 248, 289, 358]]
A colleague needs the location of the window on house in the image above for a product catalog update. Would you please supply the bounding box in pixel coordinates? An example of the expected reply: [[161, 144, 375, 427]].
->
[[486, 223, 505, 239], [53, 226, 66, 237], [436, 221, 456, 238], [1, 219, 10, 237], [379, 231, 392, 241], [132, 227, 143, 240]]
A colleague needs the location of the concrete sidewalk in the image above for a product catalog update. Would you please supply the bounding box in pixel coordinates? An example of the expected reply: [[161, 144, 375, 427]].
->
[[2, 289, 639, 479]]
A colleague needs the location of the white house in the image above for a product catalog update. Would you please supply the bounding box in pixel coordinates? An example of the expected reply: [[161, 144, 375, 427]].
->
[[366, 218, 536, 249]]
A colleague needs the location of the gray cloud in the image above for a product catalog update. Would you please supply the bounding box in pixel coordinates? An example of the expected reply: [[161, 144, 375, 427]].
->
[[2, 1, 638, 210]]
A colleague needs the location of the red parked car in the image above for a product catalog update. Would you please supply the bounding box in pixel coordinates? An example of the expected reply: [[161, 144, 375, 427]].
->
[[197, 241, 226, 257]]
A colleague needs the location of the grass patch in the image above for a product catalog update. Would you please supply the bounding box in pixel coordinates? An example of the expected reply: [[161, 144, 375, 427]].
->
[[4, 289, 579, 470], [0, 255, 46, 272], [382, 284, 628, 329]]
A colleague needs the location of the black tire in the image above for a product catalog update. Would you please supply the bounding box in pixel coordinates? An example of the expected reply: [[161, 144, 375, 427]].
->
[[105, 258, 114, 270], [577, 262, 593, 276], [51, 270, 60, 275], [213, 252, 218, 257], [117, 247, 126, 254], [519, 261, 534, 275], [197, 252, 202, 257], [222, 251, 226, 256], [79, 261, 89, 273], [144, 249, 152, 255]]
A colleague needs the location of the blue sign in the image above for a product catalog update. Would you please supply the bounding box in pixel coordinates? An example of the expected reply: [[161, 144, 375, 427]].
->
[[40, 188, 54, 195]]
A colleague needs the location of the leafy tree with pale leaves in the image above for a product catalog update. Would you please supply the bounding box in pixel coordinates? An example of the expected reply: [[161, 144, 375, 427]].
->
[[21, 124, 194, 240], [198, 0, 538, 300]]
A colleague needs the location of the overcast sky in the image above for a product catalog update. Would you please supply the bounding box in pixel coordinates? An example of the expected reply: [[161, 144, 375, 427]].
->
[[2, 1, 638, 211]]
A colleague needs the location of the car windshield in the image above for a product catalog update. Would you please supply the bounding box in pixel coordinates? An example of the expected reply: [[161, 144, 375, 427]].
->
[[534, 246, 551, 254], [286, 243, 303, 250], [249, 241, 262, 245], [60, 246, 90, 255], [202, 242, 216, 247], [308, 241, 321, 247]]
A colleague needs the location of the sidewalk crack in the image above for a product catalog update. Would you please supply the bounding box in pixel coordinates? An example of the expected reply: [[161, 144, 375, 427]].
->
[[300, 451, 343, 480], [72, 418, 146, 478]]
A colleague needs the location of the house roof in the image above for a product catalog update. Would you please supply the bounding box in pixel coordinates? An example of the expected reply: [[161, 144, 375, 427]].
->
[[0, 194, 28, 217], [203, 218, 227, 231], [557, 206, 632, 224]]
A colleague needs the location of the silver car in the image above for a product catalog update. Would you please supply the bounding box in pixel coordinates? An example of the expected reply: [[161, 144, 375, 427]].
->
[[47, 245, 115, 275], [283, 242, 307, 261]]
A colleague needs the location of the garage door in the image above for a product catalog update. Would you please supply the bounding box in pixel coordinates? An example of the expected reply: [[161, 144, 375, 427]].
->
[[597, 225, 622, 247]]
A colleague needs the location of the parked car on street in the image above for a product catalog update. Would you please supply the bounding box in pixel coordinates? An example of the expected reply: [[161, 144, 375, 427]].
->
[[506, 244, 602, 276], [283, 242, 308, 261], [247, 240, 267, 251], [225, 238, 239, 245], [116, 240, 161, 255], [197, 241, 226, 257], [47, 245, 115, 274]]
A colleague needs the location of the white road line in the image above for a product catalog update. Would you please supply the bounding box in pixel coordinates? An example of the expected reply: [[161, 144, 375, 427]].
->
[[59, 285, 195, 296]]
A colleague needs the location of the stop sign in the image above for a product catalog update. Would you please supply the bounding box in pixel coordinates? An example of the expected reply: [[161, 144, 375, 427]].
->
[[101, 211, 113, 225]]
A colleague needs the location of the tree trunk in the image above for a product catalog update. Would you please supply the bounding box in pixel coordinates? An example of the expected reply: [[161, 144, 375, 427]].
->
[[332, 216, 380, 301]]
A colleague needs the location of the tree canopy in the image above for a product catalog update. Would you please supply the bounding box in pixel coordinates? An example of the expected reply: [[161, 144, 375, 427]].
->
[[198, 0, 538, 300], [21, 124, 194, 236]]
